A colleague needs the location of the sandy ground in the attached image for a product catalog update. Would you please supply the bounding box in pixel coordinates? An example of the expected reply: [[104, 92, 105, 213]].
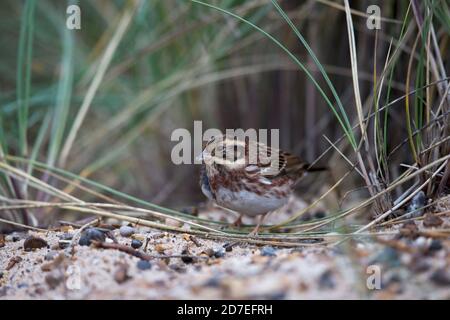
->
[[1, 197, 449, 299]]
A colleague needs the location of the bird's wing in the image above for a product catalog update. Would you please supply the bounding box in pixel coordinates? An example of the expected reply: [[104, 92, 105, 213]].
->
[[243, 140, 307, 180]]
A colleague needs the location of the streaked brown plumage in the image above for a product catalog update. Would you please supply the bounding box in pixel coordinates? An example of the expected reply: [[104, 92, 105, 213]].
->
[[198, 134, 324, 234]]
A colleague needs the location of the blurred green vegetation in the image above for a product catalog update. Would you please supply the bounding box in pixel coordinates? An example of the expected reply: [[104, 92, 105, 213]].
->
[[0, 0, 448, 227]]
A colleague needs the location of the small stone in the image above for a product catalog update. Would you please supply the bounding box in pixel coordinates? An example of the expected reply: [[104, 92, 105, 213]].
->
[[414, 236, 428, 249], [204, 276, 222, 287], [137, 259, 152, 270], [17, 283, 28, 289], [131, 239, 142, 249], [202, 248, 215, 257], [214, 248, 225, 258], [0, 234, 5, 248], [318, 270, 335, 289], [45, 270, 64, 289], [181, 248, 194, 264], [223, 243, 233, 252], [371, 247, 401, 268], [423, 213, 443, 227], [78, 228, 106, 246], [23, 236, 48, 251], [430, 269, 450, 286], [428, 240, 443, 252], [114, 264, 130, 284], [314, 210, 326, 219], [260, 246, 277, 257], [119, 225, 135, 237]]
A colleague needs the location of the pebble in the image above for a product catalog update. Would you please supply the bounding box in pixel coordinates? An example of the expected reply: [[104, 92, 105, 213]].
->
[[204, 276, 222, 287], [202, 248, 215, 257], [137, 259, 152, 270], [318, 270, 335, 289], [45, 270, 64, 289], [414, 236, 428, 249], [223, 243, 233, 252], [131, 239, 142, 249], [260, 246, 277, 257], [314, 210, 326, 219], [114, 264, 130, 284], [371, 247, 401, 268], [214, 248, 225, 258], [430, 269, 450, 286], [23, 236, 48, 251], [181, 248, 194, 264], [79, 228, 106, 246], [119, 226, 135, 237], [428, 239, 443, 252]]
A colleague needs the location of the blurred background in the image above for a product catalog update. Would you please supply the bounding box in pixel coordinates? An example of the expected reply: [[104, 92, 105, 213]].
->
[[0, 0, 448, 221]]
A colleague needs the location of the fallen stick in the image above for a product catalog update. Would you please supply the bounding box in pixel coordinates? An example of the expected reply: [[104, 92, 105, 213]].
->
[[91, 240, 208, 261]]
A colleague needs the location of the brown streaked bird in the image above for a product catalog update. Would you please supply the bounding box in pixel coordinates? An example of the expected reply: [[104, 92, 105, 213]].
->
[[198, 134, 325, 235]]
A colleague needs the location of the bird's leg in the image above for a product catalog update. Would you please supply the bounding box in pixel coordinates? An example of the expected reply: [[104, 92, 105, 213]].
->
[[232, 214, 243, 228], [249, 213, 269, 236]]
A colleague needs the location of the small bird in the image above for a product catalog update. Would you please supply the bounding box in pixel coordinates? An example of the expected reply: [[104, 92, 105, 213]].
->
[[198, 134, 325, 234]]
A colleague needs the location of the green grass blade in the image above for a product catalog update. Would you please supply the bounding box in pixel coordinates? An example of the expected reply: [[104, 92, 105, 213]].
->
[[190, 0, 357, 149], [48, 25, 74, 166], [270, 0, 356, 148], [17, 0, 37, 157]]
